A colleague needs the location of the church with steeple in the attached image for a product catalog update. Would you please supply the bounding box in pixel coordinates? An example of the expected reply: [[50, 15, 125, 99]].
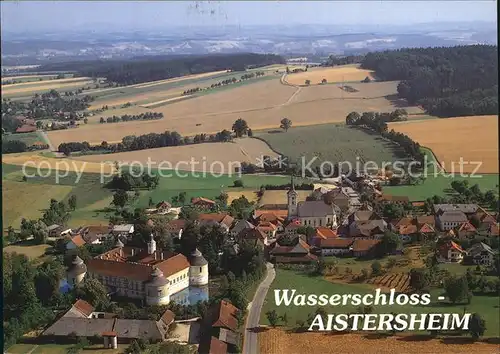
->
[[67, 234, 209, 305], [286, 175, 338, 229]]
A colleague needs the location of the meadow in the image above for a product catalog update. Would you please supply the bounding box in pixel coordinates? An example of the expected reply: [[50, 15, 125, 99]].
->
[[260, 269, 500, 337], [2, 131, 48, 145], [388, 115, 499, 174], [285, 64, 375, 86], [259, 190, 310, 205], [2, 162, 293, 230], [2, 77, 94, 98], [254, 124, 406, 168]]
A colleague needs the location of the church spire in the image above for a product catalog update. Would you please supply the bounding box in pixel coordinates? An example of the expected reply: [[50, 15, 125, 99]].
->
[[291, 174, 295, 191]]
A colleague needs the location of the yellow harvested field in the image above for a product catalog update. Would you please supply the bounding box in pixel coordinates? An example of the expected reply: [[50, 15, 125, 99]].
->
[[388, 115, 498, 174], [2, 152, 115, 174], [1, 76, 87, 88], [259, 329, 500, 354], [72, 138, 278, 174], [140, 95, 191, 108], [47, 77, 420, 147], [285, 65, 374, 85], [260, 190, 310, 205], [2, 78, 93, 95], [227, 190, 259, 204]]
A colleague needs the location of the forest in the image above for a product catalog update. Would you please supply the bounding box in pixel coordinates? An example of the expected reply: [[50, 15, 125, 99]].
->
[[36, 53, 285, 85], [361, 45, 498, 117]]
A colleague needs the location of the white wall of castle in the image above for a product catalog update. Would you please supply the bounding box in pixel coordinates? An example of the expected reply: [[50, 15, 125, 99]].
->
[[189, 264, 209, 286], [166, 268, 190, 295]]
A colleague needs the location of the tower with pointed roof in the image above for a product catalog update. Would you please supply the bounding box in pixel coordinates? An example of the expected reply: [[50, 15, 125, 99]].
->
[[188, 248, 209, 286], [287, 175, 298, 218], [147, 233, 156, 254], [146, 267, 170, 305]]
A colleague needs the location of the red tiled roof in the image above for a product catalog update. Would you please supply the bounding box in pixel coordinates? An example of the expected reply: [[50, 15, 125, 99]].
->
[[167, 219, 186, 232], [399, 224, 418, 235], [15, 124, 37, 133], [419, 223, 435, 233], [73, 299, 94, 317], [211, 300, 239, 331], [101, 331, 117, 337], [458, 221, 476, 232], [198, 213, 234, 228], [319, 238, 354, 248], [69, 234, 86, 247], [257, 221, 277, 232], [315, 227, 337, 239], [192, 197, 216, 205], [87, 259, 152, 281], [437, 240, 465, 259], [157, 254, 190, 278], [352, 239, 380, 252], [254, 210, 288, 219], [204, 337, 228, 354], [416, 215, 435, 226], [160, 310, 175, 326]]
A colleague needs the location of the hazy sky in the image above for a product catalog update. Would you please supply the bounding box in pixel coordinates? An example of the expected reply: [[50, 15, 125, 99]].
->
[[1, 1, 497, 32]]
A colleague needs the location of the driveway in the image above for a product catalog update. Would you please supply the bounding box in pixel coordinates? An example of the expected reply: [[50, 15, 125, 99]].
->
[[242, 262, 276, 354]]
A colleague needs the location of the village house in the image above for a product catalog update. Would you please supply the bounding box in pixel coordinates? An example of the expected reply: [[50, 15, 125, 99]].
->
[[317, 238, 354, 256], [352, 239, 381, 258], [456, 221, 477, 240], [112, 224, 135, 239], [309, 226, 337, 247], [47, 224, 72, 238], [256, 221, 278, 240], [66, 234, 87, 250], [229, 220, 254, 238], [435, 210, 468, 231], [376, 194, 410, 205], [80, 225, 112, 244], [198, 213, 234, 233], [198, 300, 241, 354], [466, 242, 496, 266], [269, 238, 317, 264], [347, 210, 386, 239], [237, 228, 268, 247], [192, 197, 216, 209], [436, 240, 466, 263], [156, 201, 172, 213], [68, 236, 209, 305]]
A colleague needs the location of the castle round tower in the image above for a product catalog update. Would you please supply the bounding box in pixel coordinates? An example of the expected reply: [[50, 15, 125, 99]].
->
[[188, 248, 209, 286], [67, 255, 87, 286], [145, 267, 170, 306]]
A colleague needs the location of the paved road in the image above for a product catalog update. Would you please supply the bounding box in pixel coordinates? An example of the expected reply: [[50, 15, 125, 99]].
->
[[243, 262, 276, 354]]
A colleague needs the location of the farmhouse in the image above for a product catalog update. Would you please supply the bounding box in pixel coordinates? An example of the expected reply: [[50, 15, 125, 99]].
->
[[318, 238, 354, 256], [192, 197, 216, 209], [310, 226, 338, 246], [287, 178, 338, 228], [66, 234, 86, 250], [112, 224, 135, 238], [352, 239, 381, 258], [80, 225, 112, 244], [269, 238, 317, 264], [199, 300, 241, 354], [198, 213, 234, 233], [348, 210, 386, 238], [237, 228, 268, 247], [435, 210, 468, 231], [68, 236, 209, 305], [229, 219, 255, 238], [436, 240, 465, 263], [467, 242, 496, 266]]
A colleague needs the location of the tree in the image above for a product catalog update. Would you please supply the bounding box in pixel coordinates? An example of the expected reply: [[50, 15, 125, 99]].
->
[[321, 78, 327, 84], [148, 197, 154, 207], [371, 261, 383, 276], [409, 268, 430, 292], [6, 226, 18, 244], [444, 275, 469, 304], [247, 128, 253, 137], [216, 192, 229, 207], [100, 117, 105, 124], [178, 192, 187, 205], [266, 310, 280, 327], [36, 121, 43, 129], [76, 278, 109, 310], [233, 179, 244, 188], [232, 118, 249, 138], [305, 79, 311, 85], [32, 221, 49, 244], [83, 118, 88, 124], [68, 195, 77, 211], [376, 231, 401, 257], [345, 112, 361, 125], [280, 313, 289, 327], [468, 313, 486, 341], [112, 190, 129, 208], [280, 118, 292, 132]]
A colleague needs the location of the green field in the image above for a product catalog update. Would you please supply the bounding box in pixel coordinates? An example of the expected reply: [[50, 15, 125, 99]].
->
[[255, 124, 407, 168], [3, 131, 47, 146], [2, 163, 295, 229], [384, 148, 499, 201], [260, 269, 500, 337]]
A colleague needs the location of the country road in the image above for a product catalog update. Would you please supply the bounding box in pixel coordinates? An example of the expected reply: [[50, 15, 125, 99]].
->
[[243, 262, 276, 354]]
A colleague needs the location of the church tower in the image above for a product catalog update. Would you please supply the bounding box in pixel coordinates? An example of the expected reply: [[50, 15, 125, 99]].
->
[[287, 175, 298, 218]]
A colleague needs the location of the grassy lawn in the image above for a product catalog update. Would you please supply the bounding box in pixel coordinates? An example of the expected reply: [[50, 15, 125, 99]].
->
[[260, 269, 500, 337], [3, 162, 296, 229], [255, 124, 407, 168], [384, 148, 499, 201]]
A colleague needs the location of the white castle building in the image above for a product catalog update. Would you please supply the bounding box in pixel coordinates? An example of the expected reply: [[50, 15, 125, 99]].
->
[[67, 235, 209, 305]]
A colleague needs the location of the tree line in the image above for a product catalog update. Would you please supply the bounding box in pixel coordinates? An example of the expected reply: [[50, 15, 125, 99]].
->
[[182, 71, 266, 95], [58, 118, 254, 155], [2, 140, 49, 154], [345, 110, 424, 165], [37, 53, 285, 86], [99, 112, 163, 124], [361, 45, 498, 117]]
